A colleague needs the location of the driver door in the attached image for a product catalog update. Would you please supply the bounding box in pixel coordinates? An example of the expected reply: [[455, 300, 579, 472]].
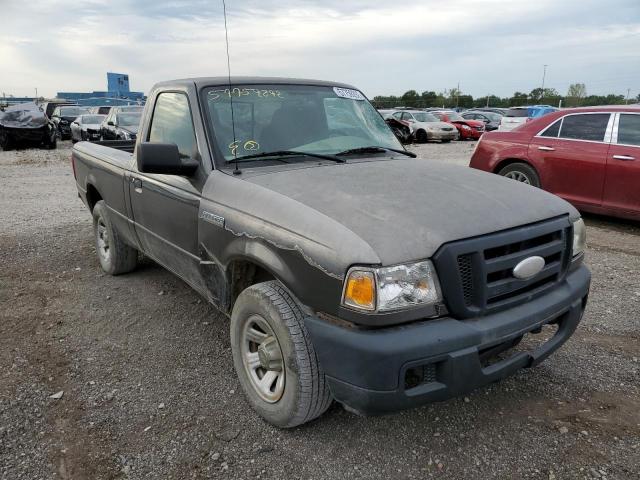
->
[[128, 91, 205, 292]]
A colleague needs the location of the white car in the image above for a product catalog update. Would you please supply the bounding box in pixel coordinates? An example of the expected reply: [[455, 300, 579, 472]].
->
[[70, 114, 107, 143], [392, 110, 458, 143], [498, 107, 529, 131]]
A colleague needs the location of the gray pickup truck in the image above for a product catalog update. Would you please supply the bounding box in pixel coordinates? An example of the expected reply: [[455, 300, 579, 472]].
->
[[72, 77, 591, 427]]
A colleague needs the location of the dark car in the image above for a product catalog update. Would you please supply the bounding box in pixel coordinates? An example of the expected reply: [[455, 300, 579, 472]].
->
[[462, 110, 502, 131], [470, 106, 640, 221], [90, 106, 113, 115], [100, 109, 142, 140], [72, 76, 590, 427], [0, 102, 57, 150], [473, 107, 507, 116], [42, 101, 76, 119], [52, 105, 90, 140]]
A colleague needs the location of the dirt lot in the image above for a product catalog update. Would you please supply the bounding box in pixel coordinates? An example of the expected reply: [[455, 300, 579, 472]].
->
[[1, 140, 638, 480]]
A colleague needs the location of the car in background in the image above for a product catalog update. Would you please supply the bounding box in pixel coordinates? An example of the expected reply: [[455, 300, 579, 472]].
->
[[377, 109, 395, 120], [430, 110, 485, 140], [462, 110, 502, 131], [100, 108, 142, 140], [470, 106, 640, 221], [89, 106, 113, 115], [392, 110, 457, 143], [498, 105, 557, 132], [473, 107, 507, 116], [0, 102, 57, 150], [51, 105, 91, 139], [70, 114, 107, 143], [42, 100, 77, 119]]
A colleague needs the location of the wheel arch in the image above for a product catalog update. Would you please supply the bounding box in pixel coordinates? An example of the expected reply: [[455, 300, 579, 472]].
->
[[85, 183, 103, 212], [493, 158, 537, 175]]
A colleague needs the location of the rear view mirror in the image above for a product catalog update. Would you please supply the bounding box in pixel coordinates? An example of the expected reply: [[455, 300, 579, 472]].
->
[[137, 142, 198, 176]]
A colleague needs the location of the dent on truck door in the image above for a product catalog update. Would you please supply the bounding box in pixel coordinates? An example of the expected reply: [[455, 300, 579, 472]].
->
[[129, 91, 206, 293]]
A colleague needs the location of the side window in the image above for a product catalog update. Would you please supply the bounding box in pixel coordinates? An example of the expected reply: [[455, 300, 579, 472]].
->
[[539, 119, 561, 137], [402, 113, 413, 121], [148, 92, 197, 158], [392, 112, 403, 120], [617, 114, 640, 146], [558, 114, 610, 142]]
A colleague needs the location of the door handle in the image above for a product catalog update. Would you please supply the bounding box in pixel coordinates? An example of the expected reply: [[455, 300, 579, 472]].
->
[[132, 177, 142, 193], [538, 146, 555, 151], [612, 154, 635, 161]]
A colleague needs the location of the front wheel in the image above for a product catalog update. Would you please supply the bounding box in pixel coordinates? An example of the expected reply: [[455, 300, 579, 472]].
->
[[92, 200, 138, 275], [415, 129, 428, 144], [230, 281, 332, 428], [498, 162, 541, 188]]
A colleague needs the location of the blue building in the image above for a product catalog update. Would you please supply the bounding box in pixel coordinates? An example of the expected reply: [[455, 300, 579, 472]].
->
[[57, 72, 145, 107]]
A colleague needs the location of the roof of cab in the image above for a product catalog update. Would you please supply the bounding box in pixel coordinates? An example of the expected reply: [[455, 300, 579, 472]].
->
[[153, 77, 359, 90]]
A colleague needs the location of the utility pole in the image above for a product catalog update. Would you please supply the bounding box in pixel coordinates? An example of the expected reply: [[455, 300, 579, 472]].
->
[[486, 94, 490, 107], [540, 64, 548, 103], [456, 81, 460, 109], [626, 88, 631, 104]]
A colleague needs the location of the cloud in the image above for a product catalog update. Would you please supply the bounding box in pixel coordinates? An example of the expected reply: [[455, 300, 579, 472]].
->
[[0, 0, 638, 98]]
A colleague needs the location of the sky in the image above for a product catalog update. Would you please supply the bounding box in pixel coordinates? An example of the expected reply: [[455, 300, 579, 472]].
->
[[1, 0, 639, 100]]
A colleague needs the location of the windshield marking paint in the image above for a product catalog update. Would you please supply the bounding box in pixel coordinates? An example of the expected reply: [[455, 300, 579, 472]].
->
[[208, 88, 284, 100]]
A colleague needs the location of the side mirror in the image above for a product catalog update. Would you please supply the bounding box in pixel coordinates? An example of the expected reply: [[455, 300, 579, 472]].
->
[[137, 142, 198, 176], [107, 121, 114, 126]]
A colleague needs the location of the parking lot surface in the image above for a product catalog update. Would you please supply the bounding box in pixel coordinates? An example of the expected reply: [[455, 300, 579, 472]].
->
[[1, 141, 638, 479]]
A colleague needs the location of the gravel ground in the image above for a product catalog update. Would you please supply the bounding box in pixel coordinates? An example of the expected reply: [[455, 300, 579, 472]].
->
[[1, 141, 638, 480]]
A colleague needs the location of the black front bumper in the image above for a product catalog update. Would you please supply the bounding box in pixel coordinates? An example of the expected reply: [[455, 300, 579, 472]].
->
[[305, 265, 590, 415]]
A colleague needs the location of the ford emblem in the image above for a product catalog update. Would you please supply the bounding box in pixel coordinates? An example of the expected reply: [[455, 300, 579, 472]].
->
[[512, 256, 545, 280]]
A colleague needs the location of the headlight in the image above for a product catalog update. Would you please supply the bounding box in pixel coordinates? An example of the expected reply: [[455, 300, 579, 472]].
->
[[342, 260, 442, 312], [122, 131, 131, 140], [572, 218, 586, 257], [461, 124, 471, 130]]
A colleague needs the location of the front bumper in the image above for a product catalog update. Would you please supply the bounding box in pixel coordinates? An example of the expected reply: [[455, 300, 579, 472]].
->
[[427, 130, 457, 141], [306, 265, 590, 415]]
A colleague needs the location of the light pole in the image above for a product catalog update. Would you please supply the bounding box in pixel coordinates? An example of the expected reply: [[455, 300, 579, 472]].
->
[[626, 88, 631, 104], [540, 65, 548, 103]]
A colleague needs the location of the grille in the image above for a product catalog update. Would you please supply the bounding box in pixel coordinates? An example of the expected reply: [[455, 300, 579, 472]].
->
[[433, 216, 572, 319], [442, 127, 454, 131], [457, 254, 474, 306]]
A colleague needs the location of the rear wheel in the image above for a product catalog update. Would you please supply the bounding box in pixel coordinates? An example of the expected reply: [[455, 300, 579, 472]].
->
[[498, 162, 541, 188], [92, 200, 138, 275], [231, 281, 332, 427]]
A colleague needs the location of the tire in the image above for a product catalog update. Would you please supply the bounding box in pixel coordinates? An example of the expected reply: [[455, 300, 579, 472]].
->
[[92, 200, 138, 275], [230, 281, 332, 428], [46, 136, 57, 150], [416, 129, 428, 144], [498, 162, 541, 188]]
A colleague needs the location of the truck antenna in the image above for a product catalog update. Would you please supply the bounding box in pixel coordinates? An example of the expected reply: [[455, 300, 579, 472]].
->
[[222, 0, 240, 175]]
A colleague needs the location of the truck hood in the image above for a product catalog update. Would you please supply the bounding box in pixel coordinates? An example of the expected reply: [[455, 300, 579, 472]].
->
[[244, 159, 578, 266]]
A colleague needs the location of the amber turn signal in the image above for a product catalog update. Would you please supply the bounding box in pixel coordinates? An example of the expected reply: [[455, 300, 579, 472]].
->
[[343, 270, 375, 311]]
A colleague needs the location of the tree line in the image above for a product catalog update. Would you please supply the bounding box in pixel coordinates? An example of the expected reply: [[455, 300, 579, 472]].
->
[[372, 83, 639, 109]]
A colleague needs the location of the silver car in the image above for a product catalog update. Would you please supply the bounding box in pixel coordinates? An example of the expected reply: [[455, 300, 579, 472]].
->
[[392, 110, 458, 143], [70, 114, 107, 143]]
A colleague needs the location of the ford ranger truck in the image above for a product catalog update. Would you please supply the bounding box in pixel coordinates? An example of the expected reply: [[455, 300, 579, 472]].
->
[[72, 77, 591, 427]]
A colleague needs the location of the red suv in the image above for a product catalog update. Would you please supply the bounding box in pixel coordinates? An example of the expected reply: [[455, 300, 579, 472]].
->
[[431, 110, 485, 140], [470, 106, 640, 221]]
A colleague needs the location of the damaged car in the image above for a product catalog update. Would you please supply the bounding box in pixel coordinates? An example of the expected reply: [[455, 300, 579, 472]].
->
[[70, 114, 107, 143], [51, 105, 91, 140], [0, 102, 57, 150], [72, 77, 590, 427]]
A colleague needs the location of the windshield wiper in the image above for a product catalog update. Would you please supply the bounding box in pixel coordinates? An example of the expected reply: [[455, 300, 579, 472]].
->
[[226, 150, 345, 164], [336, 146, 417, 158]]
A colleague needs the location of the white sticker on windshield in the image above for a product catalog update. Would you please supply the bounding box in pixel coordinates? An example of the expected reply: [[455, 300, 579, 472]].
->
[[333, 87, 366, 101]]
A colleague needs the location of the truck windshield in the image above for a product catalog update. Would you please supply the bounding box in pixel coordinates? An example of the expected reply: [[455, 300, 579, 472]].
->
[[203, 84, 402, 164]]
